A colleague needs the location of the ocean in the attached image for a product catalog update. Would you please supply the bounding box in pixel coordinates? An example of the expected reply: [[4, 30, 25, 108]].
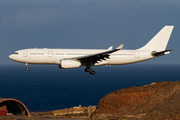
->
[[0, 64, 179, 112]]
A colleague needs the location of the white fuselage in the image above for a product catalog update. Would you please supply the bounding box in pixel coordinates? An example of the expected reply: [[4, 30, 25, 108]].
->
[[8, 26, 174, 74], [9, 48, 154, 66]]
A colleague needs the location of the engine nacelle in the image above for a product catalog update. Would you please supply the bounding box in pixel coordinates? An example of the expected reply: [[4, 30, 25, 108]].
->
[[59, 60, 81, 69]]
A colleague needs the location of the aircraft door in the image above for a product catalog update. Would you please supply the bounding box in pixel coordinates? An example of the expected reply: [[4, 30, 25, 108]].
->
[[48, 51, 52, 57], [135, 51, 139, 58], [23, 51, 28, 57]]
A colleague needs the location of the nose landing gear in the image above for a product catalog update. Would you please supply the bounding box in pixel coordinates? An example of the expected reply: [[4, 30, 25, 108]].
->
[[85, 67, 95, 75], [25, 63, 29, 71]]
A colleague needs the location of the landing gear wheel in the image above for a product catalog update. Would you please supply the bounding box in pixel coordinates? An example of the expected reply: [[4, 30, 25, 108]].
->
[[89, 70, 95, 75], [85, 66, 95, 75], [85, 68, 90, 72], [26, 67, 29, 71], [25, 63, 29, 71]]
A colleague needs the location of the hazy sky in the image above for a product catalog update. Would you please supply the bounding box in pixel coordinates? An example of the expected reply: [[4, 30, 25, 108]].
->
[[1, 0, 180, 64]]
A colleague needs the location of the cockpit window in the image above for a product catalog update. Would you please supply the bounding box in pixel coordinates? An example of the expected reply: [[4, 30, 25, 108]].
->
[[13, 52, 18, 54]]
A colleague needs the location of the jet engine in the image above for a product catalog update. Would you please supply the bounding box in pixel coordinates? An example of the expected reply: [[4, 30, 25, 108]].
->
[[59, 60, 81, 69]]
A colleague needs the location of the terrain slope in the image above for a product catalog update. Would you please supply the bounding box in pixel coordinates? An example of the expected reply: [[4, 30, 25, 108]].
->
[[90, 81, 180, 120]]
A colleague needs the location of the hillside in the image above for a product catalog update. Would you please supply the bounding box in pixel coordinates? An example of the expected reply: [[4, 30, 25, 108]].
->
[[90, 81, 180, 120]]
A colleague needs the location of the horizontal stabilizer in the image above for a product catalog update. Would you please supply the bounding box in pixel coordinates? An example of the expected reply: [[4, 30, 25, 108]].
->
[[151, 50, 172, 57]]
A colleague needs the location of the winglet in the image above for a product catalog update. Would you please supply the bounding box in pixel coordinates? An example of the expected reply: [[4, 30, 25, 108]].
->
[[108, 46, 113, 50], [116, 44, 124, 50]]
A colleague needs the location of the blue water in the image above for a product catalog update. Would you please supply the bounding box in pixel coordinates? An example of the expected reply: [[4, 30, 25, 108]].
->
[[0, 64, 179, 112]]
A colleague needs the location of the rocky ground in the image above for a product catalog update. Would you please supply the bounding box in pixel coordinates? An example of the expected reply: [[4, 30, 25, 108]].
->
[[89, 81, 180, 120]]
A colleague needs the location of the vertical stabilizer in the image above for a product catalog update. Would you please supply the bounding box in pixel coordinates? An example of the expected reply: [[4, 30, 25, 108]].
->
[[138, 26, 174, 51]]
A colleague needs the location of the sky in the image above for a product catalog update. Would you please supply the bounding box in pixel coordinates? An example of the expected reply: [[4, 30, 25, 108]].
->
[[0, 0, 180, 64]]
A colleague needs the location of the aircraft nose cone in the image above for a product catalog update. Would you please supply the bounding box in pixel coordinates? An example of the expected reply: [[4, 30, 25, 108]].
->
[[9, 54, 14, 60]]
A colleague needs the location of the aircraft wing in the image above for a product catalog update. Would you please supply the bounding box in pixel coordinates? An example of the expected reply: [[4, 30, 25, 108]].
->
[[73, 44, 124, 64]]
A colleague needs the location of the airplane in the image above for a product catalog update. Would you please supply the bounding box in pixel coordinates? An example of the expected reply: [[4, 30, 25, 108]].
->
[[9, 26, 174, 75]]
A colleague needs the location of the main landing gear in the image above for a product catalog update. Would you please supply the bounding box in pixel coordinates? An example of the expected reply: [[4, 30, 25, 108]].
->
[[85, 67, 95, 75], [25, 63, 29, 71]]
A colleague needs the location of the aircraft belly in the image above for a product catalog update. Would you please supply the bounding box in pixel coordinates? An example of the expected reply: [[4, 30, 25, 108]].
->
[[108, 56, 135, 65], [108, 55, 152, 65], [24, 56, 60, 64], [24, 56, 47, 64]]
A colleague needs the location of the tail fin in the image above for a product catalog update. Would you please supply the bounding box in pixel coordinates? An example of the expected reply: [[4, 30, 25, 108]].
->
[[138, 26, 174, 51]]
